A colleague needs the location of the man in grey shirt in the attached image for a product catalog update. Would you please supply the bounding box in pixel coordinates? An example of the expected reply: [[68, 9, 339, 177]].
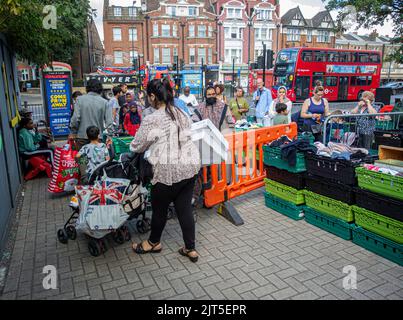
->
[[69, 79, 113, 150]]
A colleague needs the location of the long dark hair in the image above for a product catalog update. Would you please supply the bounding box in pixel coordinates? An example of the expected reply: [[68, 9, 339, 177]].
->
[[146, 78, 176, 121]]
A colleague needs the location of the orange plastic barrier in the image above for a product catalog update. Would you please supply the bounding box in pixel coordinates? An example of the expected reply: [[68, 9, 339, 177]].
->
[[203, 123, 298, 208]]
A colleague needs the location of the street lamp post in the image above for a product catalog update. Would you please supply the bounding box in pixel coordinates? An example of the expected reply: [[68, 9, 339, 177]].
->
[[247, 9, 259, 95], [180, 22, 186, 63]]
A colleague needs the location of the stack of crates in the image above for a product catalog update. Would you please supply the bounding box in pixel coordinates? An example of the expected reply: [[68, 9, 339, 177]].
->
[[262, 134, 313, 220], [353, 165, 403, 266], [303, 153, 362, 241]]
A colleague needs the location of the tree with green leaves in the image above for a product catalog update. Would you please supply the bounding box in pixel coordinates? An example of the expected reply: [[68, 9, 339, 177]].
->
[[0, 0, 91, 66], [326, 0, 402, 63]]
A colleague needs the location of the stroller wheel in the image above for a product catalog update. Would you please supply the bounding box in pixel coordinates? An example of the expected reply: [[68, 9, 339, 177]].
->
[[144, 217, 151, 231], [136, 220, 149, 234], [66, 225, 77, 240], [167, 207, 175, 220], [57, 229, 69, 244], [88, 239, 102, 257], [120, 226, 131, 241], [112, 229, 125, 244]]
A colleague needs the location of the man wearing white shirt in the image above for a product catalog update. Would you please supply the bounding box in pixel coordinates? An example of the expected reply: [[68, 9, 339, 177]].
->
[[179, 86, 198, 108]]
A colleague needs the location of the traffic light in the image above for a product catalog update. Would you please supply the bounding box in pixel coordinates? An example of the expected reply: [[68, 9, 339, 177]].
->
[[180, 58, 185, 70], [266, 49, 275, 69], [257, 56, 265, 69], [132, 57, 139, 70], [172, 63, 177, 71]]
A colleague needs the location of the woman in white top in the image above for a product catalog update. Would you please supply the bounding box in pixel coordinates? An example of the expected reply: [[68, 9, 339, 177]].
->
[[266, 86, 292, 126]]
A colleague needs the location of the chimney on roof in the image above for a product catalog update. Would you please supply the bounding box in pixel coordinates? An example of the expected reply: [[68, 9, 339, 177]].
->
[[369, 30, 379, 41]]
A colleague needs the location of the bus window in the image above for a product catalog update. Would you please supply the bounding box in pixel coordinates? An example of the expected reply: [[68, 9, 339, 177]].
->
[[339, 52, 350, 62], [327, 51, 339, 62], [351, 76, 368, 86], [369, 53, 380, 63], [302, 50, 313, 62], [367, 76, 372, 86], [313, 50, 327, 62], [351, 52, 358, 62], [312, 75, 324, 87], [358, 53, 369, 62], [325, 76, 337, 87]]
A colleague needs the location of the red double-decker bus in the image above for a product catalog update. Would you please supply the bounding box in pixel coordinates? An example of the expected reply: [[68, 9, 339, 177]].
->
[[272, 47, 382, 102]]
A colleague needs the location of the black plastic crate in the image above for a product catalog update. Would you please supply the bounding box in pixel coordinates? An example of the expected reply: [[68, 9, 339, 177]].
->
[[264, 165, 305, 190], [305, 174, 355, 205], [374, 130, 403, 148], [305, 153, 375, 186], [355, 188, 403, 222]]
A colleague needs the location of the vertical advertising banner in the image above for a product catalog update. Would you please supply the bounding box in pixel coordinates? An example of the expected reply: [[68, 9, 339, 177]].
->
[[43, 71, 72, 137]]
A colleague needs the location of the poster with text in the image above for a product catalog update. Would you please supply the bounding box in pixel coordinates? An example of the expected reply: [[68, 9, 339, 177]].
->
[[43, 71, 72, 136]]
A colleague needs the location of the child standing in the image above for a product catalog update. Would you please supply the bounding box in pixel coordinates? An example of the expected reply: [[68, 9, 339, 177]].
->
[[124, 103, 142, 136], [75, 126, 110, 181], [272, 103, 290, 125]]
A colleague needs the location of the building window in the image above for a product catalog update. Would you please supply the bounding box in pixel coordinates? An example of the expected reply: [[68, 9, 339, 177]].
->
[[198, 25, 206, 38], [189, 48, 195, 64], [153, 24, 159, 37], [162, 48, 171, 64], [255, 28, 271, 40], [162, 25, 171, 37], [128, 7, 137, 16], [173, 24, 177, 37], [286, 28, 300, 41], [307, 30, 312, 42], [198, 48, 206, 64], [208, 26, 213, 37], [224, 49, 241, 63], [189, 7, 197, 16], [21, 69, 29, 81], [154, 48, 160, 63], [113, 7, 122, 17], [317, 31, 329, 43], [226, 27, 241, 39], [113, 28, 122, 41], [208, 48, 213, 64], [257, 9, 271, 20], [167, 6, 176, 16], [189, 25, 195, 37], [228, 8, 242, 19], [130, 50, 138, 64], [114, 51, 123, 64], [129, 28, 137, 41]]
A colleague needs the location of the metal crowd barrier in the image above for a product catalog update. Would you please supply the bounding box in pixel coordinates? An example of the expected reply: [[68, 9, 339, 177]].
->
[[322, 112, 403, 148]]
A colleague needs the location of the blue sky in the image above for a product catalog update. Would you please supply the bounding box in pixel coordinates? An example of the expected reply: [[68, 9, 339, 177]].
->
[[89, 0, 395, 42]]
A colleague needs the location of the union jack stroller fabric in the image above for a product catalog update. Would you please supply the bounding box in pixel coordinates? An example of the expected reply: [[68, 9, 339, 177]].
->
[[57, 153, 150, 257]]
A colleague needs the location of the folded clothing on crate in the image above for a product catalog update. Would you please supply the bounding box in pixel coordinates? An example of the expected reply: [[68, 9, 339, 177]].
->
[[314, 142, 368, 160], [363, 163, 403, 177]]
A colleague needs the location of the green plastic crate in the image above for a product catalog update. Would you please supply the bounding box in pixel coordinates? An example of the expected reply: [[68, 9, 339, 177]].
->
[[263, 145, 306, 173], [304, 207, 353, 240], [303, 190, 354, 222], [112, 136, 134, 160], [356, 167, 403, 201], [264, 178, 305, 205], [298, 132, 315, 145], [375, 120, 395, 130], [352, 226, 403, 266], [352, 206, 403, 244], [264, 192, 305, 220]]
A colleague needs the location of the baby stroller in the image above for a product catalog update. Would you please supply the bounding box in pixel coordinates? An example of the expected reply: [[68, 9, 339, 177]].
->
[[56, 152, 151, 257]]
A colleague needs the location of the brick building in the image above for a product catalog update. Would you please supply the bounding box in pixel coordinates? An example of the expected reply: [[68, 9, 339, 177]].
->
[[213, 0, 280, 90], [103, 0, 145, 67], [71, 17, 104, 79], [280, 7, 336, 49]]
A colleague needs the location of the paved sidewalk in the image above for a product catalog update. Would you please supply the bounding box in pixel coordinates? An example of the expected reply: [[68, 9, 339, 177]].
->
[[0, 177, 402, 300]]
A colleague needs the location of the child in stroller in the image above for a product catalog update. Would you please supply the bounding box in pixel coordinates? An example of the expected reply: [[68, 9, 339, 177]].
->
[[57, 152, 151, 257]]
